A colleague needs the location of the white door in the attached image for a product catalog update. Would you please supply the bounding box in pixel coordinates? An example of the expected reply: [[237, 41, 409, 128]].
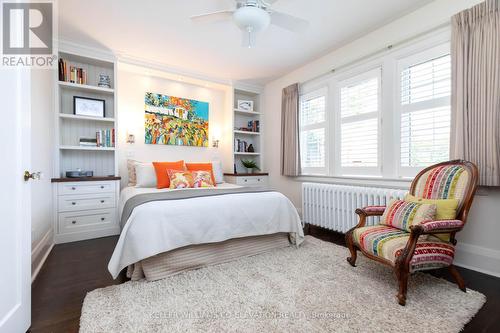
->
[[0, 68, 32, 332]]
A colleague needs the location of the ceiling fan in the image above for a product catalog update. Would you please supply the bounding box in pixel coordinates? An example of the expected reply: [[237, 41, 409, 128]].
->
[[190, 0, 309, 48]]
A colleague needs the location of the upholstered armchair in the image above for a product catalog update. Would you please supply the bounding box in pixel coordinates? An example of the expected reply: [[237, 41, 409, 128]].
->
[[345, 160, 478, 305]]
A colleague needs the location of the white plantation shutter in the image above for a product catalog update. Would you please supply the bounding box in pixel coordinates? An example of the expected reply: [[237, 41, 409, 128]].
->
[[299, 89, 327, 174], [339, 68, 381, 172], [399, 49, 451, 171]]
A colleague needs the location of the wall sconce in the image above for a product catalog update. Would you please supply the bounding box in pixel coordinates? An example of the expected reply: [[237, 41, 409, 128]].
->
[[126, 132, 135, 144], [211, 126, 221, 148]]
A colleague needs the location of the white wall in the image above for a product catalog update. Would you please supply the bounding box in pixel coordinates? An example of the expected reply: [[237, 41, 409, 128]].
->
[[30, 69, 55, 279], [116, 62, 233, 188], [263, 0, 500, 276]]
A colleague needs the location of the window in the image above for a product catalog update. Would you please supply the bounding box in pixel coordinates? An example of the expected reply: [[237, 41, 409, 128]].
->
[[398, 46, 451, 174], [299, 88, 327, 174], [297, 32, 451, 180], [338, 68, 381, 174]]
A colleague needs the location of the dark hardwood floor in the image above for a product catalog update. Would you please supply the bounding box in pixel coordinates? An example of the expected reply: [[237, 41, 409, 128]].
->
[[31, 236, 127, 333], [31, 227, 500, 333]]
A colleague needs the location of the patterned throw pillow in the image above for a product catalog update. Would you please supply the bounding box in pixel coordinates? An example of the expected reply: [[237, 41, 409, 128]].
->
[[192, 170, 215, 188], [380, 199, 436, 232], [167, 170, 194, 189]]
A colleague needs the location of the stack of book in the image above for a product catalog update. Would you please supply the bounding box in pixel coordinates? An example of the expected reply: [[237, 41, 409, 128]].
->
[[96, 129, 115, 148], [235, 138, 248, 152], [248, 120, 260, 132], [79, 137, 97, 147], [58, 58, 88, 84]]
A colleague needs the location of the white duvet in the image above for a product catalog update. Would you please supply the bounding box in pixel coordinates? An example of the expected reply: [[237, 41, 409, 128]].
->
[[108, 184, 304, 278]]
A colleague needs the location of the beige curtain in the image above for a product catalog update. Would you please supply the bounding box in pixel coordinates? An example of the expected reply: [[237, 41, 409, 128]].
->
[[281, 83, 301, 176], [451, 0, 500, 186]]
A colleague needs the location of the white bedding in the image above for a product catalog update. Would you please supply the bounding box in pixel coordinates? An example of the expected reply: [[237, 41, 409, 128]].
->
[[108, 184, 304, 278]]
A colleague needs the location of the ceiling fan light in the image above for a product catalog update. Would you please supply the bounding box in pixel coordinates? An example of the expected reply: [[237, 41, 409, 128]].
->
[[233, 6, 270, 32]]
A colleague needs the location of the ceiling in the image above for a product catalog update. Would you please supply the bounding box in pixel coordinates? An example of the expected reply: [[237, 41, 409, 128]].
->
[[59, 0, 434, 85]]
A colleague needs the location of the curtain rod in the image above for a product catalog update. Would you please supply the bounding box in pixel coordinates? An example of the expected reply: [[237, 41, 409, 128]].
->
[[302, 22, 450, 86]]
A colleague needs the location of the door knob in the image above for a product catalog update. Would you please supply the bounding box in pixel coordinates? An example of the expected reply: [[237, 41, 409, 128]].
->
[[24, 171, 42, 181]]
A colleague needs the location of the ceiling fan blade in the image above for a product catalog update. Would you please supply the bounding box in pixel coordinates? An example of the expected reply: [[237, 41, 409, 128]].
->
[[270, 11, 309, 33], [261, 0, 280, 4], [190, 10, 234, 24]]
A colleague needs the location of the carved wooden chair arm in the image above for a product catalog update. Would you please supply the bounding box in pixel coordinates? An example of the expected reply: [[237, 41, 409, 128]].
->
[[353, 206, 386, 228]]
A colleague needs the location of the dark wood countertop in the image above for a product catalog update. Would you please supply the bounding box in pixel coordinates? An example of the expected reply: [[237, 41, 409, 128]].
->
[[51, 176, 121, 183], [223, 173, 269, 177]]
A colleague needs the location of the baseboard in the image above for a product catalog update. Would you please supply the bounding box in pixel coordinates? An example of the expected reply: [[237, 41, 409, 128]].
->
[[54, 227, 120, 244], [31, 228, 55, 282], [454, 242, 500, 278]]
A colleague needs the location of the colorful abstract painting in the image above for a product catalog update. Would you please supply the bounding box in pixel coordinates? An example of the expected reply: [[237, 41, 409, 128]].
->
[[144, 92, 209, 147]]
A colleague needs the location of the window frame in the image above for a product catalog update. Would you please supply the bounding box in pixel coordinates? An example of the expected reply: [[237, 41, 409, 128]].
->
[[335, 67, 383, 177], [395, 43, 451, 178], [296, 28, 452, 182], [299, 86, 329, 175]]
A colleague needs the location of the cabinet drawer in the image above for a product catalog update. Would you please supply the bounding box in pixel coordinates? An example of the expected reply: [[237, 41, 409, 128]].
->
[[236, 176, 269, 186], [58, 209, 116, 234], [58, 193, 116, 212], [58, 181, 116, 195]]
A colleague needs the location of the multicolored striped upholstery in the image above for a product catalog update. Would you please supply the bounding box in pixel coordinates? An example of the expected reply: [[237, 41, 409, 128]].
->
[[353, 225, 455, 272], [413, 164, 470, 207], [380, 199, 436, 232]]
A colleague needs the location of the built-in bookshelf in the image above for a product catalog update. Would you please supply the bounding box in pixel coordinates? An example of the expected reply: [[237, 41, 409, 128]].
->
[[232, 87, 263, 174], [54, 50, 118, 178]]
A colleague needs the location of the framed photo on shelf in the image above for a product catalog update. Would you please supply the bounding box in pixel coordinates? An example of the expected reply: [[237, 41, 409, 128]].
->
[[73, 96, 105, 118], [237, 100, 254, 112]]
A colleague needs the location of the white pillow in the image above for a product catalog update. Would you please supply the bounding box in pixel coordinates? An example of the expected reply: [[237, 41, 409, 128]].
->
[[134, 162, 157, 188], [212, 161, 224, 184]]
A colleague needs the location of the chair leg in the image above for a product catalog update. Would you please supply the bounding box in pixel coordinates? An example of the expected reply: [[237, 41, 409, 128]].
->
[[395, 266, 409, 306], [449, 265, 466, 292], [345, 230, 357, 267]]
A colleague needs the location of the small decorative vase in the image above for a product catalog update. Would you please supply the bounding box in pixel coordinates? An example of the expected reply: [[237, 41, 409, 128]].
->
[[246, 168, 253, 174], [247, 144, 255, 153]]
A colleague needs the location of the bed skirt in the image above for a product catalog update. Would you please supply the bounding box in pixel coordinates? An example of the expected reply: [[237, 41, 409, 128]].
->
[[126, 233, 291, 281]]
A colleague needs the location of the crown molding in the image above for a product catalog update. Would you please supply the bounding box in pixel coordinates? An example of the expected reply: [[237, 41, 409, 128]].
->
[[56, 39, 264, 91], [57, 39, 116, 62]]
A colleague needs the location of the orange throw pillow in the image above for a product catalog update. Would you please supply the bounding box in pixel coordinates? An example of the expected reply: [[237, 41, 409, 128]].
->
[[185, 163, 216, 186], [152, 161, 186, 189]]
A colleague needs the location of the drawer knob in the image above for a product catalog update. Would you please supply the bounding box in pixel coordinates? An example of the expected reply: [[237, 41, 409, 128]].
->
[[244, 179, 247, 182], [258, 179, 261, 181], [71, 202, 76, 205], [71, 187, 76, 190], [100, 200, 105, 203], [100, 186, 104, 189], [71, 220, 76, 224], [101, 217, 105, 221]]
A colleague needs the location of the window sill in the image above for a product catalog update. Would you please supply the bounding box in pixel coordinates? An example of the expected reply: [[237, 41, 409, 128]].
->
[[293, 174, 412, 189]]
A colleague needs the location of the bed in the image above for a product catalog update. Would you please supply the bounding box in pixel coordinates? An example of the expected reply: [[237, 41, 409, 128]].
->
[[108, 183, 304, 281]]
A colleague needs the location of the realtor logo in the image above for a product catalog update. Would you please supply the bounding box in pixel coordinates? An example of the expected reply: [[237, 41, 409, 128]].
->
[[1, 1, 56, 67]]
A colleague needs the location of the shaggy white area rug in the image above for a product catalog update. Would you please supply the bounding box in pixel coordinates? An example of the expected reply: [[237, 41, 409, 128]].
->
[[80, 236, 485, 333]]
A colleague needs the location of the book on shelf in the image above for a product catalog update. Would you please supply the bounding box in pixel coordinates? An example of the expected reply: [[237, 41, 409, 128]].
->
[[248, 120, 260, 132], [58, 58, 87, 85], [235, 120, 259, 133], [79, 137, 97, 147], [235, 120, 260, 133], [234, 138, 250, 153], [95, 128, 115, 148]]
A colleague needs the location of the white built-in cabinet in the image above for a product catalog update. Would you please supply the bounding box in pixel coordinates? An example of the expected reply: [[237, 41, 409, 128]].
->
[[52, 49, 120, 244], [225, 86, 268, 185]]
